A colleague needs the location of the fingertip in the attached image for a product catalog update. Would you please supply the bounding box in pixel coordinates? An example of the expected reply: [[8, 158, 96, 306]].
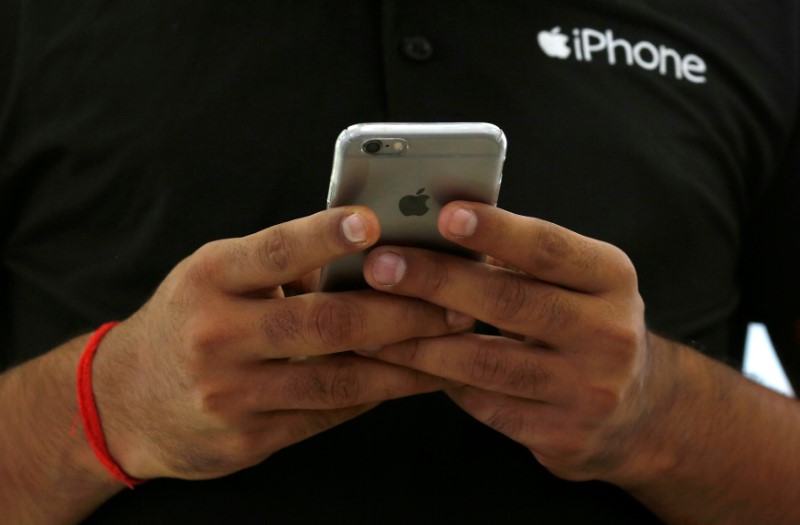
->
[[368, 250, 407, 286], [446, 309, 475, 331], [341, 212, 368, 244], [338, 207, 380, 246], [439, 203, 478, 239], [438, 201, 469, 227]]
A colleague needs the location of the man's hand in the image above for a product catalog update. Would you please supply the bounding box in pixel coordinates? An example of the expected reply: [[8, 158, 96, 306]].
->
[[356, 201, 678, 484], [92, 206, 471, 481], [354, 203, 692, 480], [356, 201, 800, 525]]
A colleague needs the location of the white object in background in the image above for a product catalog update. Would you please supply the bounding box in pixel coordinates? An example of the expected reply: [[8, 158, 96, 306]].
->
[[743, 323, 795, 397]]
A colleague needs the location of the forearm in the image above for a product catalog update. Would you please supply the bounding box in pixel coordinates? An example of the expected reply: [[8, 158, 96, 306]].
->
[[620, 339, 800, 525], [0, 335, 123, 525]]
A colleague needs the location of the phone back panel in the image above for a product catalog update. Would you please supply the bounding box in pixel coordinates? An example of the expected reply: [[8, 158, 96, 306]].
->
[[320, 123, 506, 291]]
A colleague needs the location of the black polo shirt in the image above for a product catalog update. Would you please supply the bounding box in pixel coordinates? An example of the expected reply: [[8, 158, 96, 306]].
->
[[1, 1, 798, 523]]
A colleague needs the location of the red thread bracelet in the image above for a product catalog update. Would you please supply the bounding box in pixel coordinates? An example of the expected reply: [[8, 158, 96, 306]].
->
[[76, 321, 144, 489]]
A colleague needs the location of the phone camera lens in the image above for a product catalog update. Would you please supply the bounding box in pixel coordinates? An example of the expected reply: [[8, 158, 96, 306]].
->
[[363, 140, 382, 154]]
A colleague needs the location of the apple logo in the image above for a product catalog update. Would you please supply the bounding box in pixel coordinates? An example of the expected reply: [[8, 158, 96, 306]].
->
[[538, 26, 571, 59], [398, 188, 430, 217]]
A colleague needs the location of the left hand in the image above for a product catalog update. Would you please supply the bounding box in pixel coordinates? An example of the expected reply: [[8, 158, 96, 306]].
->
[[357, 202, 679, 485]]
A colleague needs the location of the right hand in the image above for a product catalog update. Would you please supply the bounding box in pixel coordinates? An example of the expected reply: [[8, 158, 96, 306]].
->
[[90, 207, 472, 481]]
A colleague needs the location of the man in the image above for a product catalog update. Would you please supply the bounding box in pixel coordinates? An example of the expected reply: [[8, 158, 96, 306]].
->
[[1, 2, 798, 524]]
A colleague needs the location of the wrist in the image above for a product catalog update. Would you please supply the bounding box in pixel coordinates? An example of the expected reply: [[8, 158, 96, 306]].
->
[[603, 334, 710, 488], [0, 337, 124, 523], [77, 322, 145, 488], [608, 335, 800, 524], [89, 320, 159, 481], [34, 336, 119, 486]]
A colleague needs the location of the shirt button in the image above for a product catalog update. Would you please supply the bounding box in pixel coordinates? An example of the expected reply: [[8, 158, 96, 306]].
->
[[401, 35, 434, 62]]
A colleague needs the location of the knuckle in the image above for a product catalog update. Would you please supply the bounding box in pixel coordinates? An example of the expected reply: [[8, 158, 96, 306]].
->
[[612, 248, 639, 289], [286, 360, 364, 408], [327, 361, 363, 406], [282, 369, 325, 406], [308, 298, 365, 349], [191, 382, 237, 423], [484, 272, 530, 323], [422, 257, 452, 298], [575, 238, 603, 272], [185, 241, 227, 287], [585, 385, 623, 416], [531, 222, 570, 270], [260, 306, 302, 349], [597, 242, 640, 292], [195, 388, 225, 416], [258, 224, 294, 273], [506, 359, 549, 397], [535, 288, 578, 332], [463, 339, 507, 386], [180, 319, 232, 375], [596, 320, 641, 361], [185, 320, 231, 356], [464, 339, 551, 399]]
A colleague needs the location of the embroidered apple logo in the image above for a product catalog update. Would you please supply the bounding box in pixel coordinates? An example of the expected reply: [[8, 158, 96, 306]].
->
[[398, 188, 430, 217], [538, 26, 571, 59]]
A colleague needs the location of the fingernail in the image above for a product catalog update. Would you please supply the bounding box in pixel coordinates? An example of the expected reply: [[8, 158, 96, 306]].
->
[[373, 252, 406, 285], [447, 208, 477, 238], [446, 309, 475, 329], [342, 213, 367, 244]]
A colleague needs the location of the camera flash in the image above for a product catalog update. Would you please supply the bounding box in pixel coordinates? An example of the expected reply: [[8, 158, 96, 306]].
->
[[392, 141, 404, 152]]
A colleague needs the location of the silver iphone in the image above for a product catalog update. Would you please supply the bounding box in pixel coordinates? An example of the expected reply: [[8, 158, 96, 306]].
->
[[319, 122, 507, 291]]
